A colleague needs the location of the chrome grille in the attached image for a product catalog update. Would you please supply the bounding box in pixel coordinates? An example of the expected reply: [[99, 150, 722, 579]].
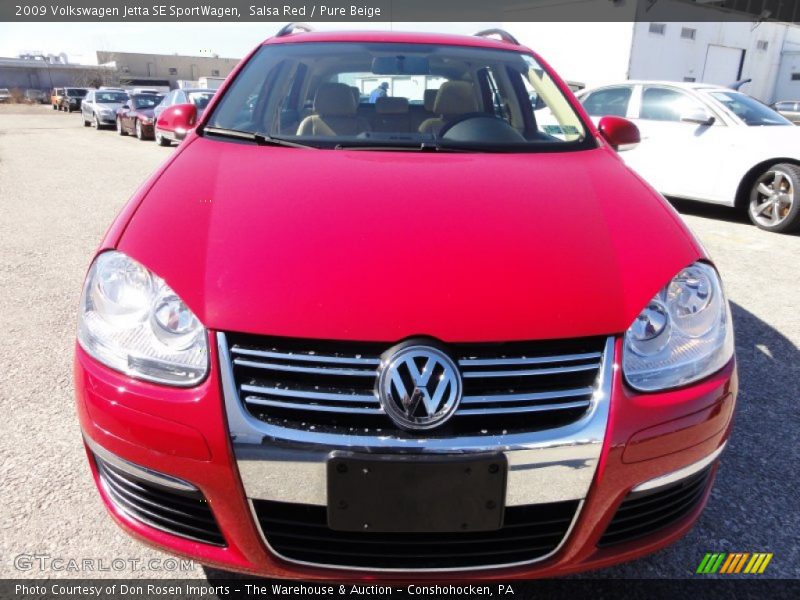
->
[[225, 333, 607, 436]]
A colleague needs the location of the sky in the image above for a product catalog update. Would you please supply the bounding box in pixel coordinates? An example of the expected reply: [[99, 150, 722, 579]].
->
[[0, 22, 497, 64]]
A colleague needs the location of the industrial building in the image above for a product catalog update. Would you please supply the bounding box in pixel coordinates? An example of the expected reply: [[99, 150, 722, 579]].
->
[[0, 54, 115, 92], [95, 51, 239, 89], [508, 0, 800, 103]]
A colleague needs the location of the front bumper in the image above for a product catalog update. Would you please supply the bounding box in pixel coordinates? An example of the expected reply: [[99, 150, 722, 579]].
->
[[74, 335, 737, 579]]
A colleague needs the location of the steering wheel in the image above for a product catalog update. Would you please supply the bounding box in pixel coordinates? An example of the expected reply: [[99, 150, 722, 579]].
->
[[438, 113, 526, 143]]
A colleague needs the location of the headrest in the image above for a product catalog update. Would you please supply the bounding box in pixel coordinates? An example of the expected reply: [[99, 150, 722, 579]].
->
[[375, 96, 409, 114], [423, 88, 438, 112], [314, 83, 357, 116], [433, 81, 478, 115], [349, 86, 360, 105]]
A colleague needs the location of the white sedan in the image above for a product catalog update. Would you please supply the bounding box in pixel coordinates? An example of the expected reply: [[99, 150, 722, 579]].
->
[[578, 81, 800, 233]]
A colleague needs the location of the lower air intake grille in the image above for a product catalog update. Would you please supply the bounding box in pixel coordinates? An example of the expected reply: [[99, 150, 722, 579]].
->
[[254, 499, 579, 569], [94, 453, 226, 546], [598, 467, 713, 547]]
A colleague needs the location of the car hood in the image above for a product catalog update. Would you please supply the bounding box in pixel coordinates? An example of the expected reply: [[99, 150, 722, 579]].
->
[[98, 102, 125, 110], [117, 138, 702, 342], [134, 108, 156, 118], [736, 123, 800, 144]]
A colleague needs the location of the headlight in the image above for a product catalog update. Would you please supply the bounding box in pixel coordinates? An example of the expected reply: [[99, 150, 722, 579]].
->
[[623, 262, 734, 391], [77, 251, 208, 386]]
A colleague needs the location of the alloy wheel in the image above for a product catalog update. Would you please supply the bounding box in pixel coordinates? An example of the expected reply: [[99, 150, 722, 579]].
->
[[750, 170, 794, 228]]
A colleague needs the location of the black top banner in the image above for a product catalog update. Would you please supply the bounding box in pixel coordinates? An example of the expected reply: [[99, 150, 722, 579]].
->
[[3, 0, 800, 23]]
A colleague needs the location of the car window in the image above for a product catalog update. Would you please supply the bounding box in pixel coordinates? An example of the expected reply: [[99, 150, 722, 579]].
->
[[96, 92, 128, 103], [187, 92, 214, 110], [581, 86, 632, 117], [706, 90, 791, 126], [132, 95, 162, 109], [775, 101, 794, 111], [639, 87, 707, 122], [207, 42, 590, 152]]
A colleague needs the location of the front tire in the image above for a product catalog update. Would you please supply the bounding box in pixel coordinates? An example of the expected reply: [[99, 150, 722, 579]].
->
[[117, 117, 127, 136], [83, 115, 91, 127], [94, 114, 102, 129], [748, 163, 800, 233], [136, 119, 145, 140]]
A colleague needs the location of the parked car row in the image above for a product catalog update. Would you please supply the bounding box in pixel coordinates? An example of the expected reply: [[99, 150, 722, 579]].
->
[[53, 86, 216, 147], [576, 81, 800, 233]]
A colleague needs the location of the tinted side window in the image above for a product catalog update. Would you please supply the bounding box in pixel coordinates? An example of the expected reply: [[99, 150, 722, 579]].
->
[[582, 87, 632, 117], [640, 87, 705, 121]]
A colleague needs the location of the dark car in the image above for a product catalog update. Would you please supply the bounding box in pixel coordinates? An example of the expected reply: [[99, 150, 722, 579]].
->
[[771, 101, 800, 125], [154, 88, 215, 146], [116, 94, 164, 140], [60, 87, 89, 112]]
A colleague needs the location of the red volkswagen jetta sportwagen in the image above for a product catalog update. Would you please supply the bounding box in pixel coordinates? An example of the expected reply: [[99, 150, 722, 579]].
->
[[74, 26, 737, 578]]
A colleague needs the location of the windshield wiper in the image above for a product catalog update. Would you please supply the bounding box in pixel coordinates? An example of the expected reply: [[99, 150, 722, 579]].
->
[[334, 141, 468, 152], [203, 127, 316, 149]]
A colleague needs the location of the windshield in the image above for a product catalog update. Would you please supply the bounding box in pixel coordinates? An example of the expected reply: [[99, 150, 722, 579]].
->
[[188, 92, 214, 110], [66, 89, 87, 97], [96, 92, 128, 103], [707, 91, 791, 126], [132, 94, 163, 109], [206, 42, 589, 151]]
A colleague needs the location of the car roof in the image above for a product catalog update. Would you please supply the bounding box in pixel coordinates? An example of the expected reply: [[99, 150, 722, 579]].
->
[[590, 80, 730, 92], [262, 30, 532, 53]]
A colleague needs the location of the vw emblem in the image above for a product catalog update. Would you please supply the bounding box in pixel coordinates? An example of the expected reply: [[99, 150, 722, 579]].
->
[[378, 345, 462, 431]]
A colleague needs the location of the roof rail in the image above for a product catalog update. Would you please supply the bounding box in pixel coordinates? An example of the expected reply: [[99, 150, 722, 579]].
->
[[276, 22, 314, 37], [474, 28, 520, 45]]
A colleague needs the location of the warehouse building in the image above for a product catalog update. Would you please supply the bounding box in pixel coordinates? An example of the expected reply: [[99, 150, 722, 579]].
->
[[0, 54, 115, 92], [96, 51, 239, 89], [508, 0, 800, 103]]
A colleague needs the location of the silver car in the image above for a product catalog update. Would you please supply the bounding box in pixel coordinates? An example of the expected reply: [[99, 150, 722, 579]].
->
[[81, 89, 129, 129]]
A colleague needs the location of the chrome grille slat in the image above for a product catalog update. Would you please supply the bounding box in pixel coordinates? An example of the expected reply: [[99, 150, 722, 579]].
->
[[460, 386, 593, 405], [244, 396, 385, 415], [241, 383, 379, 404], [461, 363, 600, 378], [226, 333, 607, 435], [233, 358, 377, 377], [458, 352, 602, 367], [231, 345, 381, 366], [457, 400, 591, 416]]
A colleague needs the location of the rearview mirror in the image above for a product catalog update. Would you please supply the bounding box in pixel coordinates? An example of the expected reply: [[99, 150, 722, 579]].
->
[[597, 116, 640, 152], [680, 108, 715, 126], [372, 56, 430, 75]]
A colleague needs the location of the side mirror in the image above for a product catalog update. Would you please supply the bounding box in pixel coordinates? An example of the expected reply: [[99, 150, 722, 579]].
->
[[598, 115, 640, 152], [156, 103, 198, 135], [122, 104, 130, 109], [680, 108, 715, 126]]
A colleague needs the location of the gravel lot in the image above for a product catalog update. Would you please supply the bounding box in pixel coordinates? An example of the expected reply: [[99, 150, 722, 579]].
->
[[0, 104, 797, 581]]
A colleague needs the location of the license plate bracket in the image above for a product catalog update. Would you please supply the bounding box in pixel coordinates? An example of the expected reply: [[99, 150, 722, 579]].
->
[[326, 453, 507, 533]]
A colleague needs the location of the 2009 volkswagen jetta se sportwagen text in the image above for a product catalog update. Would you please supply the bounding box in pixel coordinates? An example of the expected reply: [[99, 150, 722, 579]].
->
[[74, 25, 737, 578]]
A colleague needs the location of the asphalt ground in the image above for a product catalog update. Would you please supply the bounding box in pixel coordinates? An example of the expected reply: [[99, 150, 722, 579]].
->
[[0, 103, 797, 584]]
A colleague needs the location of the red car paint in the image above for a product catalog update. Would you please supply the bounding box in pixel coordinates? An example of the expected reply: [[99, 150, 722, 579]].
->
[[75, 30, 737, 579]]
